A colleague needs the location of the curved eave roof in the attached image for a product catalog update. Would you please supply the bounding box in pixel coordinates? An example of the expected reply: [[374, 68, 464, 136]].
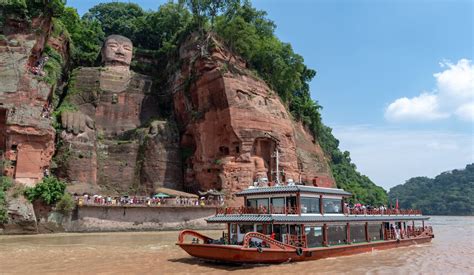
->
[[236, 185, 352, 197], [206, 214, 430, 223]]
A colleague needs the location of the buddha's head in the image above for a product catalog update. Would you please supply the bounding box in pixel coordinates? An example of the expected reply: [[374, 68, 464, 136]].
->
[[101, 35, 133, 68]]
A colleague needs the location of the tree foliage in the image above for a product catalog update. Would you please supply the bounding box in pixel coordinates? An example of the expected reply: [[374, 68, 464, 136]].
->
[[24, 176, 66, 205], [55, 192, 75, 214], [82, 2, 145, 42], [389, 164, 474, 215], [0, 176, 14, 224], [59, 7, 104, 66]]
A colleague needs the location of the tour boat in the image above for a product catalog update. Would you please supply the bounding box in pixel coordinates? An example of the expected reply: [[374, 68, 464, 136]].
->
[[176, 183, 434, 264]]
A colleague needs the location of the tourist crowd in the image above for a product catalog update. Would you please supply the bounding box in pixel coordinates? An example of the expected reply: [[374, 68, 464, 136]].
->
[[28, 56, 49, 76], [74, 194, 224, 207], [345, 203, 420, 215]]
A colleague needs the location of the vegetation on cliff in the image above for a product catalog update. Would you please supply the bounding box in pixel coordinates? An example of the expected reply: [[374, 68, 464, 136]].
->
[[388, 164, 474, 215], [0, 177, 13, 223], [25, 176, 67, 205]]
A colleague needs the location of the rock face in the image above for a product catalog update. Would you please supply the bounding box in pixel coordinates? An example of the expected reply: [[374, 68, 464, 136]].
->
[[3, 194, 38, 234], [55, 35, 182, 194], [172, 34, 334, 201], [1, 14, 333, 205], [0, 14, 68, 186]]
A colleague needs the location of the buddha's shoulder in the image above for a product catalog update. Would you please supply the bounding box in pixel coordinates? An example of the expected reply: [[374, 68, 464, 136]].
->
[[130, 71, 152, 81], [129, 71, 153, 93], [71, 67, 102, 80]]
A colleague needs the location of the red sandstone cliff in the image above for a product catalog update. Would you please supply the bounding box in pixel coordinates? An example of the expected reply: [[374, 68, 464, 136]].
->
[[1, 19, 333, 201], [0, 13, 69, 187], [172, 34, 334, 202]]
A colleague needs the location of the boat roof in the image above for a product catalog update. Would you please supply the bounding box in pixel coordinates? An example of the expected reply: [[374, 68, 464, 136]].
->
[[206, 214, 429, 223], [236, 185, 352, 197]]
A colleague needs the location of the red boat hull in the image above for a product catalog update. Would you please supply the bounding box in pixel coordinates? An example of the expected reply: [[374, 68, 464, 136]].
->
[[177, 236, 433, 264]]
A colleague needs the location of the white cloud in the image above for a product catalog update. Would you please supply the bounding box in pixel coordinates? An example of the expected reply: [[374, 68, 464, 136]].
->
[[332, 125, 474, 190], [385, 59, 474, 122], [455, 102, 474, 121], [435, 59, 474, 101], [385, 93, 449, 121]]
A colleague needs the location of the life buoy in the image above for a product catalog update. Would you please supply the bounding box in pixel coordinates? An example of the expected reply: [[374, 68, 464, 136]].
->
[[257, 247, 263, 253], [295, 247, 303, 256]]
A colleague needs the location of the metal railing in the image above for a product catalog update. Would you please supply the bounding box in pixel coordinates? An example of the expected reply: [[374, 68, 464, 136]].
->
[[346, 208, 422, 216], [216, 206, 298, 215]]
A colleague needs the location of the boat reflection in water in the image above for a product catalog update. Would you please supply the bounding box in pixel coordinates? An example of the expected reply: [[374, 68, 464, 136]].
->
[[177, 183, 434, 264]]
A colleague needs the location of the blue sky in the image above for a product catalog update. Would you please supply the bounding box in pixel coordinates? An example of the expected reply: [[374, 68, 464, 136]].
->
[[69, 0, 474, 190]]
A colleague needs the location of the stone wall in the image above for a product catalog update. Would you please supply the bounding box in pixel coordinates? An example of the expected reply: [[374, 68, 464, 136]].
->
[[63, 206, 221, 232]]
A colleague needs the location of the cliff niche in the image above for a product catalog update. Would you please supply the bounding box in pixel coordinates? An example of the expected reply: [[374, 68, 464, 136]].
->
[[55, 35, 182, 194], [172, 34, 334, 202]]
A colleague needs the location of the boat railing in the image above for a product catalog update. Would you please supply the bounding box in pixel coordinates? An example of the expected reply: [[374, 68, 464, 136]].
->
[[346, 208, 422, 216], [216, 206, 298, 215], [384, 226, 433, 240], [284, 234, 307, 247], [216, 206, 422, 216], [242, 232, 296, 250], [177, 229, 214, 244]]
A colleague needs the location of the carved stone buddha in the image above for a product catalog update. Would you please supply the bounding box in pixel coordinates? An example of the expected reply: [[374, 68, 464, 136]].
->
[[56, 35, 163, 192]]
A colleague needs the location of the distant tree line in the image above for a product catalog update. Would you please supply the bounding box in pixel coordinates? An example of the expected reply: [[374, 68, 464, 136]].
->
[[389, 164, 474, 215]]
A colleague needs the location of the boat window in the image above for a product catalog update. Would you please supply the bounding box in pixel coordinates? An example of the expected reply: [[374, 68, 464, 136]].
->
[[300, 197, 320, 214], [323, 198, 342, 213], [286, 196, 296, 208], [257, 198, 269, 213], [305, 226, 323, 247], [256, 224, 271, 235], [290, 225, 302, 235], [246, 199, 257, 209], [230, 224, 237, 234], [368, 223, 383, 241], [272, 225, 287, 242], [271, 197, 285, 213], [350, 224, 366, 243], [239, 224, 254, 234], [327, 225, 347, 245]]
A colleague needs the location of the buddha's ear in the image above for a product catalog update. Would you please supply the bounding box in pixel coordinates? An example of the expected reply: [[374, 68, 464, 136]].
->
[[95, 49, 103, 67]]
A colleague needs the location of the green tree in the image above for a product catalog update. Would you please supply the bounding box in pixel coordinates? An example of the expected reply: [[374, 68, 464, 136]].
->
[[24, 176, 66, 205], [82, 2, 145, 40], [133, 2, 192, 53], [0, 176, 14, 224], [55, 193, 75, 214], [60, 7, 104, 66], [389, 164, 474, 215]]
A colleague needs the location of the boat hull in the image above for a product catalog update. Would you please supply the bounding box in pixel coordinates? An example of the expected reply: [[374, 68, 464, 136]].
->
[[177, 236, 433, 264]]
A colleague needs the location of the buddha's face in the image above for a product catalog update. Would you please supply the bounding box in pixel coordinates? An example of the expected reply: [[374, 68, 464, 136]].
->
[[102, 36, 133, 67]]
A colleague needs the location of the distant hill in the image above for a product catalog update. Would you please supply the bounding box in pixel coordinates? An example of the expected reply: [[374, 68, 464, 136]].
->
[[388, 164, 474, 215]]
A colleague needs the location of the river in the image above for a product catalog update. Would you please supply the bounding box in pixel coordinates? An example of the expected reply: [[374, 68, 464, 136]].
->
[[0, 216, 472, 274]]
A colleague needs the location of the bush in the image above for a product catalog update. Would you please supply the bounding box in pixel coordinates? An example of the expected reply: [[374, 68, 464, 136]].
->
[[0, 176, 13, 192], [55, 193, 75, 214], [24, 176, 66, 205], [0, 176, 14, 224]]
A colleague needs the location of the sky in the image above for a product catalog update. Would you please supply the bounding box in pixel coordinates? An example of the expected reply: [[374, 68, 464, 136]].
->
[[68, 0, 474, 190]]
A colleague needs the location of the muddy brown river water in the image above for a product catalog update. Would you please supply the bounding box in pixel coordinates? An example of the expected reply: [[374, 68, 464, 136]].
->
[[0, 216, 472, 274]]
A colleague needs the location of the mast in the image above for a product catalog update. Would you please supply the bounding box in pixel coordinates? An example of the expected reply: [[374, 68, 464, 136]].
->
[[275, 148, 280, 185], [271, 146, 281, 185]]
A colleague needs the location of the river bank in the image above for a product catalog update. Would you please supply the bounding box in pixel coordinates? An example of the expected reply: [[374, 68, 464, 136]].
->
[[1, 205, 222, 235]]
